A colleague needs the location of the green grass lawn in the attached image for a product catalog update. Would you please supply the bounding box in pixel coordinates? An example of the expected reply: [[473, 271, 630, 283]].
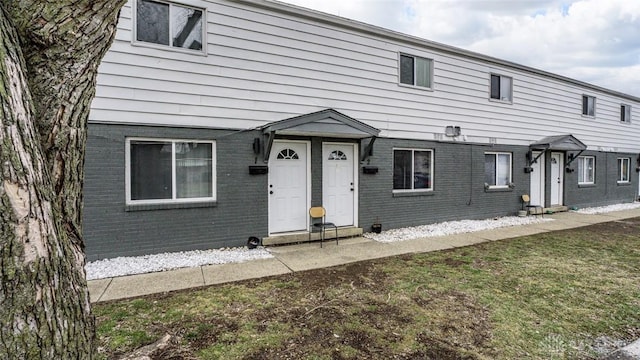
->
[[94, 219, 640, 359]]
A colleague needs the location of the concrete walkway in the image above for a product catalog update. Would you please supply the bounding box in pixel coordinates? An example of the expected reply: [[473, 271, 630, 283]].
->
[[88, 208, 640, 303], [88, 208, 640, 359]]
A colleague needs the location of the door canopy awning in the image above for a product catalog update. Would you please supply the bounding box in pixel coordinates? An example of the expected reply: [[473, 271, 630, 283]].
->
[[261, 109, 380, 161], [261, 108, 380, 139], [529, 134, 586, 151], [528, 134, 587, 168]]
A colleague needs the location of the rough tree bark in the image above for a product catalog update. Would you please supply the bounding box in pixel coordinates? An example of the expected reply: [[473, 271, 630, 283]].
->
[[0, 1, 125, 358]]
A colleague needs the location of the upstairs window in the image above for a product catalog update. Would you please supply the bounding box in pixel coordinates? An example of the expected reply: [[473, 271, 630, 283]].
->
[[399, 54, 433, 89], [136, 0, 204, 52], [618, 158, 630, 183], [577, 156, 595, 185], [393, 149, 433, 191], [621, 104, 631, 123], [582, 95, 595, 116], [484, 152, 512, 188], [490, 74, 513, 102]]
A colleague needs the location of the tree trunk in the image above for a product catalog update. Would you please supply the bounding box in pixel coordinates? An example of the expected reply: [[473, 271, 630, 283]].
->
[[0, 1, 125, 358]]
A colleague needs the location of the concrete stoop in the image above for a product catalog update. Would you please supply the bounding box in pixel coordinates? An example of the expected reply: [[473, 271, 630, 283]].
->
[[545, 205, 569, 214], [263, 227, 363, 246]]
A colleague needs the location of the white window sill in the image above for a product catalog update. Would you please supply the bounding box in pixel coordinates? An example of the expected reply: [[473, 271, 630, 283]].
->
[[488, 98, 513, 105], [130, 40, 208, 57], [126, 200, 217, 212], [397, 83, 434, 92], [392, 190, 434, 197], [484, 186, 513, 193]]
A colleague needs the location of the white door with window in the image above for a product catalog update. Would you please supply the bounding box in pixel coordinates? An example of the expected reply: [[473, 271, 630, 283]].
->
[[550, 152, 564, 206], [322, 143, 356, 227], [529, 151, 545, 207], [268, 141, 309, 233]]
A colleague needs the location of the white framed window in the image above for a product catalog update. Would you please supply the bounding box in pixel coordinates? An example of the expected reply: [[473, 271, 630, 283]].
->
[[126, 138, 216, 204], [134, 0, 205, 53], [399, 54, 433, 89], [582, 95, 596, 116], [393, 148, 433, 191], [577, 156, 595, 184], [489, 74, 513, 102], [621, 104, 631, 123], [484, 152, 512, 188], [618, 158, 630, 183]]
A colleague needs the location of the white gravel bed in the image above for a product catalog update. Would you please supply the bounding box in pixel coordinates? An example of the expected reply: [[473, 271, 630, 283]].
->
[[85, 247, 273, 280], [86, 202, 639, 280], [572, 202, 640, 214], [364, 216, 552, 243]]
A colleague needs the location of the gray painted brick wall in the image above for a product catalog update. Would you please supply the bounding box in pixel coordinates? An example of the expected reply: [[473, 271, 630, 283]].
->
[[84, 123, 268, 260], [563, 151, 638, 208], [358, 138, 530, 232], [84, 124, 638, 259]]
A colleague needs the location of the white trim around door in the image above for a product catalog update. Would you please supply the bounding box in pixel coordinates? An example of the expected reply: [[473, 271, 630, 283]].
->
[[268, 140, 311, 234], [322, 142, 358, 227], [529, 151, 545, 207], [550, 152, 564, 206]]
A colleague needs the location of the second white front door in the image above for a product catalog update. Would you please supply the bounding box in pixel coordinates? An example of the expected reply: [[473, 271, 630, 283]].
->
[[322, 143, 356, 227], [550, 152, 564, 206]]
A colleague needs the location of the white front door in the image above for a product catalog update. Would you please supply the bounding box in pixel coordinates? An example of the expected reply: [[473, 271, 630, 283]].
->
[[550, 152, 564, 206], [268, 141, 309, 233], [529, 151, 545, 207], [322, 143, 356, 227]]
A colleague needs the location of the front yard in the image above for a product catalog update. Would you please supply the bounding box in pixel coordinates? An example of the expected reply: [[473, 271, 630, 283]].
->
[[94, 218, 640, 359]]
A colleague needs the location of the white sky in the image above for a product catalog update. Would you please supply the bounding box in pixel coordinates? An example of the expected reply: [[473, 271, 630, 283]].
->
[[280, 0, 640, 98]]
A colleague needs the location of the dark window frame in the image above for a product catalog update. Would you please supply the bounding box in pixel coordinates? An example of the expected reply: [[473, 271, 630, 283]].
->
[[582, 95, 596, 117], [621, 104, 632, 123], [489, 74, 513, 102], [135, 0, 206, 53], [392, 148, 434, 192], [399, 53, 434, 89]]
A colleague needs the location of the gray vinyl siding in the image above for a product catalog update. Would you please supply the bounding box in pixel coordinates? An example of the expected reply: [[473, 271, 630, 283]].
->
[[83, 123, 268, 260], [91, 0, 640, 153], [84, 0, 640, 259]]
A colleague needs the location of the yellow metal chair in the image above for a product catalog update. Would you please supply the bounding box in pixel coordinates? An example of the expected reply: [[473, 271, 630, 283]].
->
[[308, 206, 338, 248]]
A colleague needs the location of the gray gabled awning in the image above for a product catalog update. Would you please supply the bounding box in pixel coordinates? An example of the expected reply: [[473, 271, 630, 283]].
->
[[261, 108, 380, 139], [261, 109, 380, 161], [529, 134, 587, 151]]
